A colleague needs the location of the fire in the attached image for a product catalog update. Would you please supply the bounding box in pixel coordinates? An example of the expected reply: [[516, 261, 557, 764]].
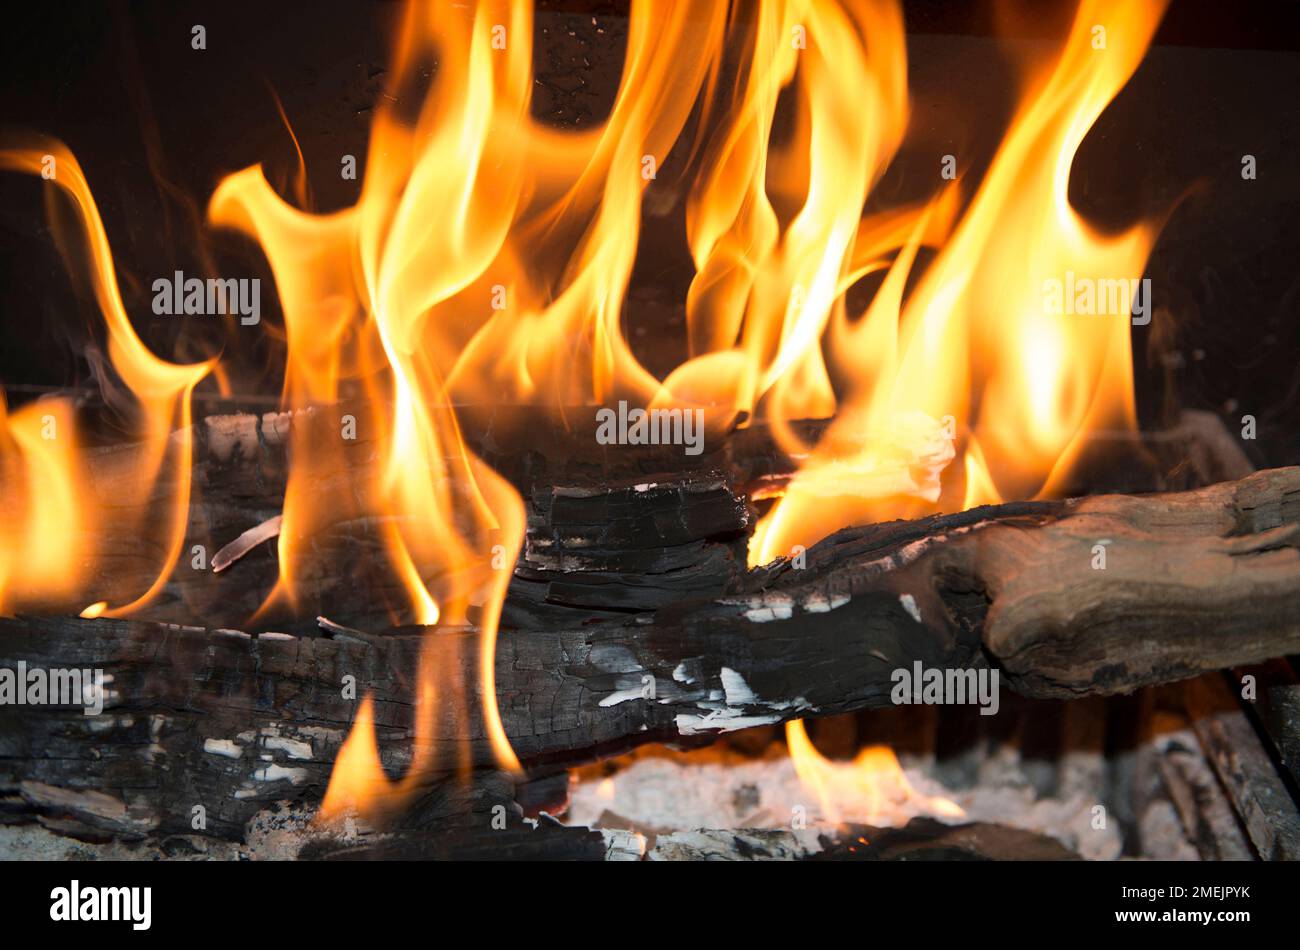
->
[[0, 139, 211, 616], [317, 692, 447, 825], [786, 720, 963, 827], [209, 2, 541, 809], [318, 696, 387, 823], [0, 397, 83, 608], [751, 0, 1167, 564], [665, 0, 910, 434], [0, 0, 1172, 827]]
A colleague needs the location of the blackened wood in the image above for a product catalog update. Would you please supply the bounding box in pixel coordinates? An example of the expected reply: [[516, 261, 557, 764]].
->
[[4, 466, 1300, 839], [302, 817, 1081, 861], [804, 818, 1080, 861], [301, 815, 636, 861], [1233, 658, 1300, 791], [38, 407, 1244, 631], [1185, 674, 1300, 860], [1139, 685, 1254, 861]]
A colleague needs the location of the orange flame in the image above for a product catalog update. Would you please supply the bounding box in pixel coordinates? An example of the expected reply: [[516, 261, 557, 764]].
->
[[0, 139, 211, 616], [318, 696, 388, 822], [786, 720, 963, 826], [318, 689, 441, 825], [751, 0, 1167, 565], [0, 396, 83, 607], [0, 0, 1173, 825], [207, 2, 549, 812]]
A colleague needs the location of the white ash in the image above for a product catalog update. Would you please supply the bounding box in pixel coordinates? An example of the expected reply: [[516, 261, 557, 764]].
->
[[600, 829, 646, 860], [599, 686, 649, 707], [674, 709, 783, 735], [203, 738, 243, 759], [743, 603, 794, 622], [565, 739, 1126, 860], [253, 764, 310, 785], [262, 734, 314, 761], [802, 592, 850, 613], [719, 667, 756, 706], [650, 829, 823, 861]]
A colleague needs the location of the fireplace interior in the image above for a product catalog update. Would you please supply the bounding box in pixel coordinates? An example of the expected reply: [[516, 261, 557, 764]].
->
[[0, 0, 1298, 864]]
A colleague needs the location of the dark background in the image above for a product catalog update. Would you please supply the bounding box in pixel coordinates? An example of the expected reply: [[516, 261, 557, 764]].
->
[[1, 0, 1297, 464]]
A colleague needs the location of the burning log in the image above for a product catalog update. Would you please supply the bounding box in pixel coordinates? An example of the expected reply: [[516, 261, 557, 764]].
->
[[26, 405, 1251, 630], [3, 0, 1294, 865], [3, 464, 1297, 840]]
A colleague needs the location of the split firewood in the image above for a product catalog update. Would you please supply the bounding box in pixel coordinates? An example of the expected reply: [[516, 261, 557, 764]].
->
[[1184, 674, 1300, 860]]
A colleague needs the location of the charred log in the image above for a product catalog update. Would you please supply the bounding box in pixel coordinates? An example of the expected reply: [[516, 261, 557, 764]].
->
[[32, 406, 1254, 633], [3, 465, 1299, 839]]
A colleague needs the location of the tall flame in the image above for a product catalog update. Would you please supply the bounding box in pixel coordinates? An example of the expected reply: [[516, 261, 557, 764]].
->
[[0, 139, 211, 616], [752, 0, 1167, 564], [210, 2, 540, 799]]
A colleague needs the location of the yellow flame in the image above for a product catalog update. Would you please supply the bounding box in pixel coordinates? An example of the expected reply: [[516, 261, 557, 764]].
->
[[1, 0, 1173, 826], [210, 3, 543, 807], [752, 0, 1167, 565], [318, 695, 385, 822], [0, 139, 211, 615], [786, 720, 963, 826], [0, 397, 83, 607], [961, 435, 1004, 510]]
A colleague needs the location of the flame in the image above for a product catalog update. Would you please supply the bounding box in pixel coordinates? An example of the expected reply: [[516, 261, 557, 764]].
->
[[961, 435, 1004, 510], [0, 139, 211, 615], [751, 0, 1167, 565], [211, 3, 537, 812], [662, 0, 913, 434], [769, 0, 1167, 819], [0, 397, 83, 606], [318, 696, 387, 822], [1, 0, 1173, 826], [317, 690, 440, 825], [786, 720, 963, 826]]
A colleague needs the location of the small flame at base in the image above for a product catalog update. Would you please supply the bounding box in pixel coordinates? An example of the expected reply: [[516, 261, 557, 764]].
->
[[786, 720, 963, 827], [318, 696, 389, 825]]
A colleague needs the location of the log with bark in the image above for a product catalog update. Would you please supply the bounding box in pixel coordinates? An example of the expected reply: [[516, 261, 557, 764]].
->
[[2, 457, 1298, 841], [22, 404, 1254, 629]]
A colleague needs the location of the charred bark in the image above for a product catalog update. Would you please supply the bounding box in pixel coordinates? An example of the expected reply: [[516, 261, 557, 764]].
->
[[3, 464, 1298, 840], [34, 406, 1252, 633]]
